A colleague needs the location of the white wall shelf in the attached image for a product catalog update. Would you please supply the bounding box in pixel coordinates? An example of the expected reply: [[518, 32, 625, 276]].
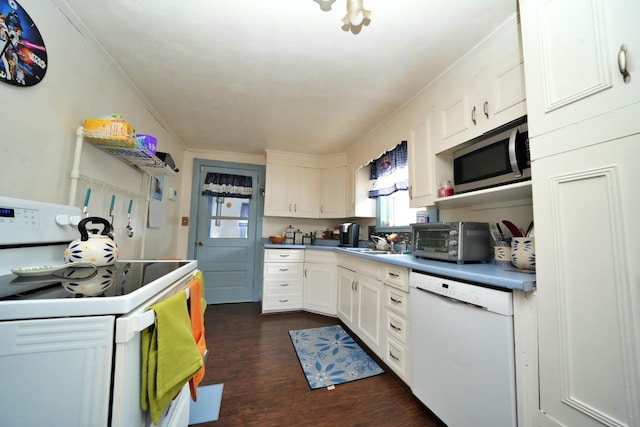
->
[[434, 180, 532, 209]]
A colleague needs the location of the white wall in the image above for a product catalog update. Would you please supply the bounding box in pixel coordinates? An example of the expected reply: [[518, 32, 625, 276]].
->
[[0, 0, 186, 259]]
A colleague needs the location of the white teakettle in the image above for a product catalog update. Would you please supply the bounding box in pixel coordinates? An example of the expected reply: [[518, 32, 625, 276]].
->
[[64, 217, 118, 266]]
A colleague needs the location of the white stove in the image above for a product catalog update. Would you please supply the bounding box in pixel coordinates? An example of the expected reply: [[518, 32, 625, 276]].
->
[[0, 197, 198, 427]]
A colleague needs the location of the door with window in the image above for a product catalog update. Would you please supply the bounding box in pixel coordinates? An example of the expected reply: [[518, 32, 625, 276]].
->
[[192, 161, 264, 304]]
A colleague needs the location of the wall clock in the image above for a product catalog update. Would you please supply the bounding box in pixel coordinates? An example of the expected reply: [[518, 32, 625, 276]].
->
[[0, 0, 47, 86]]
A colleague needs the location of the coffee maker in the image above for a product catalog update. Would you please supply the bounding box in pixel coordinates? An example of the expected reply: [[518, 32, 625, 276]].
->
[[338, 223, 360, 247]]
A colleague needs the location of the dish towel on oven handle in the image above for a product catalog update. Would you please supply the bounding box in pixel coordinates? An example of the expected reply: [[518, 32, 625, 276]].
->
[[140, 290, 203, 425], [188, 272, 207, 400]]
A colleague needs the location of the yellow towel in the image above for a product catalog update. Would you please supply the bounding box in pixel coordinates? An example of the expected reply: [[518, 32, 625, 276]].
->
[[141, 291, 203, 425]]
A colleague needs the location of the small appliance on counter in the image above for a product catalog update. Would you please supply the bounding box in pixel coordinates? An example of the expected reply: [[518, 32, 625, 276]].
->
[[338, 223, 360, 247], [412, 222, 491, 264]]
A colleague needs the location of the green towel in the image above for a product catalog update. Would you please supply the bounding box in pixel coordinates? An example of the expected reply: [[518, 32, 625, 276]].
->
[[141, 290, 203, 424]]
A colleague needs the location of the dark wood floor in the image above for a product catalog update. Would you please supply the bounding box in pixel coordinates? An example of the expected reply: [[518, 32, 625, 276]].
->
[[195, 302, 442, 427]]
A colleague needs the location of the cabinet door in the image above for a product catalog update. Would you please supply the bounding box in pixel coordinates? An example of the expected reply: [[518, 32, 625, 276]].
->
[[319, 166, 346, 218], [292, 166, 320, 218], [303, 262, 337, 315], [264, 165, 293, 216], [533, 135, 640, 426], [337, 267, 357, 328], [345, 162, 375, 218], [520, 0, 640, 146], [408, 119, 436, 208], [355, 274, 383, 357]]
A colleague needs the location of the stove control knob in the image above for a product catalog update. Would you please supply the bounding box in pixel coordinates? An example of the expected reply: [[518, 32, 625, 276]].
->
[[449, 250, 457, 256], [449, 239, 458, 246], [449, 230, 458, 236]]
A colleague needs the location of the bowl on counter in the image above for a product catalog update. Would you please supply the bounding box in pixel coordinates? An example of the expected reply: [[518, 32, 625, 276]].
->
[[269, 236, 285, 244]]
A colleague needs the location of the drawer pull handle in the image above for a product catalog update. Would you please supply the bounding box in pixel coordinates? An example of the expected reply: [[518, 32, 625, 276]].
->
[[390, 323, 401, 331], [280, 283, 289, 287], [279, 299, 289, 303], [279, 254, 290, 257], [388, 272, 399, 278], [389, 352, 400, 361], [279, 268, 289, 272], [618, 44, 631, 83], [390, 297, 402, 303]]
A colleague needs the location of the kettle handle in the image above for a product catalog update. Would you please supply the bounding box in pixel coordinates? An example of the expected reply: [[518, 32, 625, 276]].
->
[[78, 217, 112, 241]]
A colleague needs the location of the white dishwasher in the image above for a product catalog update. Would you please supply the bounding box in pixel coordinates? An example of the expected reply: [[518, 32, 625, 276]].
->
[[409, 270, 517, 427]]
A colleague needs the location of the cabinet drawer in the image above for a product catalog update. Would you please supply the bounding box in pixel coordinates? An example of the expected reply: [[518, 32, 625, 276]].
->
[[262, 293, 303, 312], [304, 249, 337, 264], [264, 277, 303, 291], [385, 286, 409, 317], [263, 263, 304, 277], [383, 265, 409, 291], [386, 336, 409, 384], [338, 254, 383, 280], [386, 310, 409, 344], [264, 249, 304, 263]]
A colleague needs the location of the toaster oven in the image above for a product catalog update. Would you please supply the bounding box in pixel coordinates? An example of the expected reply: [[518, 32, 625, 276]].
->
[[411, 222, 491, 264]]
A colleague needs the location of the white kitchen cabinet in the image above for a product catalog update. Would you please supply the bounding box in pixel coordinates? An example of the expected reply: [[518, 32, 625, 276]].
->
[[384, 285, 411, 385], [345, 161, 375, 218], [531, 135, 640, 427], [303, 250, 337, 316], [337, 255, 385, 358], [519, 0, 640, 159], [319, 166, 346, 218], [435, 15, 526, 154], [519, 2, 640, 426], [408, 119, 436, 208], [262, 249, 304, 313], [264, 165, 319, 218]]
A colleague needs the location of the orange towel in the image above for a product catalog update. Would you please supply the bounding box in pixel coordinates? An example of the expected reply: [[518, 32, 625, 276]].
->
[[188, 276, 207, 400]]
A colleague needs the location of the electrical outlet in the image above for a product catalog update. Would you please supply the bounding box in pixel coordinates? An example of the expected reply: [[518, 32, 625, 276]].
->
[[181, 217, 189, 226]]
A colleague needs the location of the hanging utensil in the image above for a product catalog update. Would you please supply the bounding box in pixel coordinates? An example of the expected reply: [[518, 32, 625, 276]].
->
[[108, 195, 116, 240], [525, 221, 534, 237], [126, 199, 134, 238], [82, 188, 91, 218], [502, 220, 524, 237]]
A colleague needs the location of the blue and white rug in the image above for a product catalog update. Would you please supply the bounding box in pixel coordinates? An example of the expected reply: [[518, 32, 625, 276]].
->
[[289, 325, 384, 390]]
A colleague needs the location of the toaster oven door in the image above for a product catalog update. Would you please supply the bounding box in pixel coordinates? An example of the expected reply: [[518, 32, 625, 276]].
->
[[412, 224, 452, 260]]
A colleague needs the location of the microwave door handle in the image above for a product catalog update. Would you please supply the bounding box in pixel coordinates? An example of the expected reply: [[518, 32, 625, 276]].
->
[[508, 128, 523, 178]]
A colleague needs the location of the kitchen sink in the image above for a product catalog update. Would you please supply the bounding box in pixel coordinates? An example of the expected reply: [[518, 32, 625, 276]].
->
[[342, 248, 402, 255]]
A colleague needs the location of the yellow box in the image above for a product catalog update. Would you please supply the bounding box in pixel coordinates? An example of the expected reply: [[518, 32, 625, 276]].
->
[[84, 119, 135, 144]]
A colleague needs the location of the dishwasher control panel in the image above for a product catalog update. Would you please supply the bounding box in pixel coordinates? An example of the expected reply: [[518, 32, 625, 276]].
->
[[409, 271, 513, 315]]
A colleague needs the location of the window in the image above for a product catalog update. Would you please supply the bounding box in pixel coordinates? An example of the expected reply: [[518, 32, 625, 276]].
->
[[368, 141, 419, 230]]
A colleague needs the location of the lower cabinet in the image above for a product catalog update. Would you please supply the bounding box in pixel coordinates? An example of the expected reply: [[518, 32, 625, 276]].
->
[[262, 249, 304, 313], [337, 265, 384, 358], [303, 250, 337, 316], [384, 285, 411, 385]]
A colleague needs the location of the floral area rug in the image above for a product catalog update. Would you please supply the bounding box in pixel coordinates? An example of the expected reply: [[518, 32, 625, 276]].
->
[[289, 325, 384, 390]]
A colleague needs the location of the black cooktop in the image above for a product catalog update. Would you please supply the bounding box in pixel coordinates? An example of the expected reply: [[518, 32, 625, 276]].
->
[[0, 261, 189, 300]]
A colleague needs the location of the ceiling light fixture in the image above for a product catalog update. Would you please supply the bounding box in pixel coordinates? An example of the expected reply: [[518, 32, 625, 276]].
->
[[313, 0, 371, 34]]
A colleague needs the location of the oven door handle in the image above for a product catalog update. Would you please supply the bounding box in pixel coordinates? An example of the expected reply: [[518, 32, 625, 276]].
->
[[115, 287, 191, 344], [508, 128, 522, 178]]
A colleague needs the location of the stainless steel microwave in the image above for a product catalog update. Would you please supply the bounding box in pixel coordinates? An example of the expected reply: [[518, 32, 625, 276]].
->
[[453, 116, 530, 194], [411, 222, 491, 264]]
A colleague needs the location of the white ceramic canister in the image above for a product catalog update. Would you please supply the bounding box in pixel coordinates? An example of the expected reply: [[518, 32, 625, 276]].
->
[[511, 237, 535, 270]]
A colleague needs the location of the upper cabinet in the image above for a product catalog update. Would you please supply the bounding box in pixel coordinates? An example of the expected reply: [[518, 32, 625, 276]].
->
[[264, 165, 320, 218], [519, 0, 640, 159], [345, 162, 376, 218], [408, 119, 436, 208], [319, 166, 346, 218], [434, 16, 527, 154]]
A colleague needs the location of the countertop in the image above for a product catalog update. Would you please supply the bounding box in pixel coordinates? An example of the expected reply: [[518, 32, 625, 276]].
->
[[263, 243, 536, 292]]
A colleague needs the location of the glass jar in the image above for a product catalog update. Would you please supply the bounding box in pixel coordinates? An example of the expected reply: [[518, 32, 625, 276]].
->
[[438, 180, 454, 198]]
